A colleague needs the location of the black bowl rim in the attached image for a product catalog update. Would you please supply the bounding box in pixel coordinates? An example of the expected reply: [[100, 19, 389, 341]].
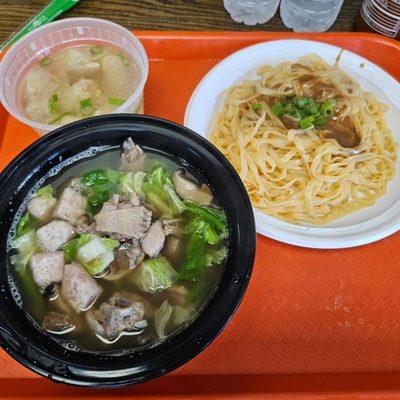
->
[[0, 114, 256, 387]]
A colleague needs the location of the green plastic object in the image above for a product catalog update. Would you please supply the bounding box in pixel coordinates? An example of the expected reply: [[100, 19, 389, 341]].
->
[[0, 0, 81, 52]]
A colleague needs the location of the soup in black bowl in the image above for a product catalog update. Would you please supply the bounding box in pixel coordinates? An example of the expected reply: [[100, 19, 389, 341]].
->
[[0, 115, 255, 387]]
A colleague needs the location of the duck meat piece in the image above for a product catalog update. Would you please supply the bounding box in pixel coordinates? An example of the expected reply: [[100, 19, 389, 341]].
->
[[120, 138, 145, 172], [95, 206, 152, 240], [61, 262, 102, 312], [53, 187, 87, 226], [141, 221, 165, 258], [87, 295, 146, 341], [42, 312, 75, 334], [36, 220, 76, 252], [103, 244, 144, 281], [127, 245, 145, 268], [29, 251, 64, 288]]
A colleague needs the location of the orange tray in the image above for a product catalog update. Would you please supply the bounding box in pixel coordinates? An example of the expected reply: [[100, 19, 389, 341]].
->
[[2, 31, 400, 399]]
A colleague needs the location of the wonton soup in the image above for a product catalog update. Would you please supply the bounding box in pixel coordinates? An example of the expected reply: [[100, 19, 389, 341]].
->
[[20, 44, 141, 126], [10, 139, 228, 352]]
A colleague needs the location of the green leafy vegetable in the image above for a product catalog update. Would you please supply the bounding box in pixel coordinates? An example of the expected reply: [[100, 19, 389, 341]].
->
[[120, 171, 146, 197], [82, 169, 123, 187], [134, 256, 179, 293], [154, 300, 173, 338], [11, 230, 39, 272], [63, 234, 119, 275], [108, 97, 125, 106], [142, 165, 185, 217], [180, 202, 228, 281], [16, 212, 33, 238], [252, 103, 262, 111], [35, 185, 54, 199], [18, 266, 45, 320], [184, 201, 227, 233], [81, 169, 124, 216], [39, 56, 51, 66]]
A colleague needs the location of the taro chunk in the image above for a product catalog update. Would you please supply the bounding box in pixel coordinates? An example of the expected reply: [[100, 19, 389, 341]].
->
[[29, 251, 64, 288], [36, 220, 75, 252], [53, 187, 87, 225], [27, 196, 57, 222], [61, 262, 102, 312]]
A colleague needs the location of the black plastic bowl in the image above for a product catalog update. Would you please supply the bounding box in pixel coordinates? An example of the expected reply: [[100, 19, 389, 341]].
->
[[0, 115, 255, 387]]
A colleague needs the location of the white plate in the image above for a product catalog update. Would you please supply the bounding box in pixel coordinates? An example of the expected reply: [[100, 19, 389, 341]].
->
[[184, 39, 400, 249]]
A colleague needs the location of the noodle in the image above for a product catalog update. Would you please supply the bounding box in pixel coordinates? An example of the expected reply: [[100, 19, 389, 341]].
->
[[211, 55, 397, 225]]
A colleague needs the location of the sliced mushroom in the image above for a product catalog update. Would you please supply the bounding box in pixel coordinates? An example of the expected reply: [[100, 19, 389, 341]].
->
[[173, 170, 213, 206], [163, 236, 180, 260], [166, 284, 188, 306], [162, 218, 182, 236]]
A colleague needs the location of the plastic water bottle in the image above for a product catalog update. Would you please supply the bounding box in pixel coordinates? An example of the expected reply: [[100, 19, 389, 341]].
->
[[280, 0, 344, 32], [224, 0, 281, 26]]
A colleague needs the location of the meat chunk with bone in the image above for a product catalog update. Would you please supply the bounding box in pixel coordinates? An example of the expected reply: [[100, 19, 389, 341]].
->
[[103, 243, 144, 281], [30, 251, 64, 288], [95, 206, 152, 240], [53, 187, 87, 225], [120, 138, 145, 171], [36, 220, 75, 252], [42, 312, 75, 334], [61, 262, 102, 312], [87, 295, 146, 342], [141, 220, 165, 258]]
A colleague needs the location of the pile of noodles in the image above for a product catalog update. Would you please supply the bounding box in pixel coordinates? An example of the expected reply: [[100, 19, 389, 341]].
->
[[211, 54, 397, 225]]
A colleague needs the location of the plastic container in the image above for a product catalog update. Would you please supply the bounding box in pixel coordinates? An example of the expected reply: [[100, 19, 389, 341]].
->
[[0, 114, 256, 387], [0, 18, 149, 136], [356, 0, 400, 40], [280, 0, 344, 32], [223, 0, 280, 25]]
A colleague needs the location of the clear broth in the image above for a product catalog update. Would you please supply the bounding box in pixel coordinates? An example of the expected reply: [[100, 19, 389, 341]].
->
[[10, 149, 226, 353]]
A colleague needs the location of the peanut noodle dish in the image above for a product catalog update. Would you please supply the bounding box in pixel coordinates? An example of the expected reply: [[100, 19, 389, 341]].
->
[[211, 55, 397, 224]]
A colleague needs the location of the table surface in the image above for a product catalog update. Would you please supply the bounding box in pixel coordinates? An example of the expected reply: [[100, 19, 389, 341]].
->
[[0, 0, 363, 43]]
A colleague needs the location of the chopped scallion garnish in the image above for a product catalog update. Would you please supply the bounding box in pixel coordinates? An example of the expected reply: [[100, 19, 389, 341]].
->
[[49, 112, 72, 125], [90, 46, 103, 55], [48, 94, 58, 114], [80, 98, 93, 110], [39, 56, 51, 67], [271, 96, 336, 130], [252, 103, 262, 111], [118, 53, 130, 67], [108, 97, 125, 106]]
